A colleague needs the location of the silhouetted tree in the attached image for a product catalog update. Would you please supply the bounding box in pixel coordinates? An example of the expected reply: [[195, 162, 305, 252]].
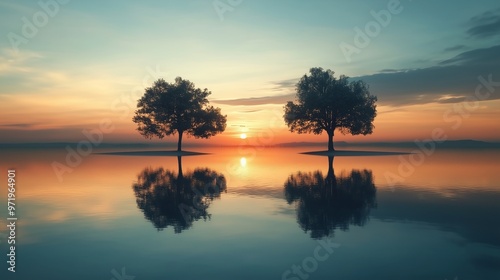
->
[[284, 68, 377, 151], [132, 158, 226, 233], [284, 156, 377, 239], [133, 78, 227, 151]]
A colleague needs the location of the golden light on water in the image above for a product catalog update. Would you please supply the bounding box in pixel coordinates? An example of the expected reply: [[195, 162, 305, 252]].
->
[[240, 157, 247, 167]]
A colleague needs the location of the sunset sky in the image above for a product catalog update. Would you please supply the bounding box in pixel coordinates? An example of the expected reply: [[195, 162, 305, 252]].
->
[[1, 0, 499, 145]]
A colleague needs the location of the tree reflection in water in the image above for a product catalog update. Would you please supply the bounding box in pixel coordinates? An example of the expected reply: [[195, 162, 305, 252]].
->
[[284, 156, 376, 239], [133, 156, 226, 233]]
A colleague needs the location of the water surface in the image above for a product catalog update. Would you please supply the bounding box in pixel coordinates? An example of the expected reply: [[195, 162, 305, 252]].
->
[[0, 146, 499, 280]]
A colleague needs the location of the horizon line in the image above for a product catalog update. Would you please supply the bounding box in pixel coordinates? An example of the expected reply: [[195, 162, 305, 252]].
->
[[1, 139, 499, 148]]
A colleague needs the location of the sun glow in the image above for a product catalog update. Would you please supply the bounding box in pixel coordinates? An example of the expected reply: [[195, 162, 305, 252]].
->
[[240, 157, 247, 167], [240, 133, 247, 139]]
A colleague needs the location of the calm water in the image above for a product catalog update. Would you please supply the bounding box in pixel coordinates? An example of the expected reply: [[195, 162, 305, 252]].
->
[[0, 146, 499, 280]]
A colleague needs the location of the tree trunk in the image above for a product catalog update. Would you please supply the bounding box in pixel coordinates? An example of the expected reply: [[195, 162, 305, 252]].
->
[[326, 155, 336, 194], [177, 131, 183, 152], [327, 130, 335, 152], [327, 155, 334, 179], [177, 156, 183, 178]]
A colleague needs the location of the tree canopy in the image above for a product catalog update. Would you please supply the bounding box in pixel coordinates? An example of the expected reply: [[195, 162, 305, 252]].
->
[[284, 156, 377, 239], [133, 77, 227, 151], [132, 161, 227, 233], [284, 67, 377, 151]]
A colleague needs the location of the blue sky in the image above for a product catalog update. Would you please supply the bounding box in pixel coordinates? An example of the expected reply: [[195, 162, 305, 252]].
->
[[1, 0, 499, 143]]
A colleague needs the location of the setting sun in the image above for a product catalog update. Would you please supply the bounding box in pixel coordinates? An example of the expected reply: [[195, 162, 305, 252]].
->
[[240, 133, 247, 139]]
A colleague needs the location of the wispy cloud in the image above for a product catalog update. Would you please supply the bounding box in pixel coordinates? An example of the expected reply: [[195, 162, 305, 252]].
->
[[363, 9, 500, 106], [213, 93, 295, 106], [270, 78, 298, 91], [443, 45, 467, 52], [358, 44, 500, 106], [0, 48, 42, 74], [223, 42, 500, 108], [0, 123, 40, 129], [239, 109, 264, 113], [439, 44, 498, 65], [267, 44, 500, 107], [467, 8, 500, 38], [378, 68, 416, 74], [436, 96, 467, 104]]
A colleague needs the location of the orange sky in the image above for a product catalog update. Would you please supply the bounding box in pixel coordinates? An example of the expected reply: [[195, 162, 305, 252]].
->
[[1, 95, 499, 145]]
